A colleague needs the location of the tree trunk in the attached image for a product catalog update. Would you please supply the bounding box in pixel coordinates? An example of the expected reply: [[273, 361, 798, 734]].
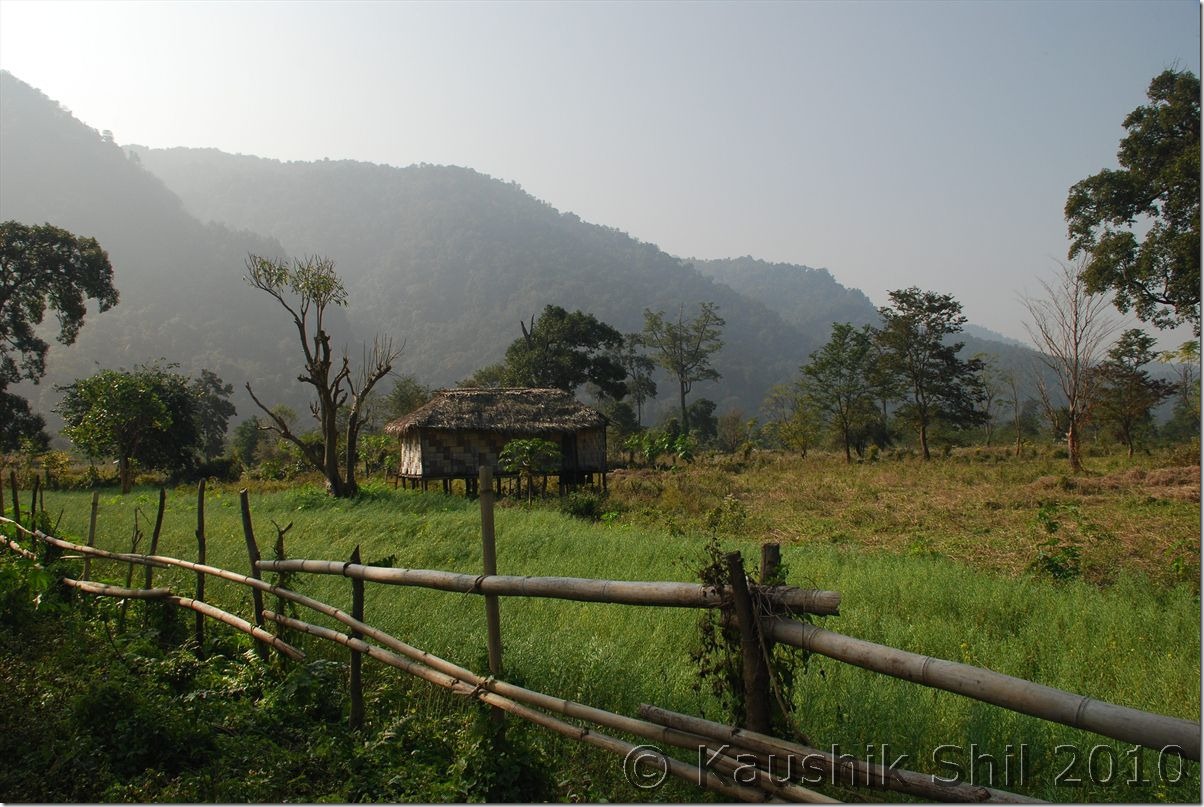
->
[[1067, 419, 1083, 474], [842, 425, 852, 463], [118, 455, 132, 494], [919, 422, 930, 460], [344, 420, 361, 498], [678, 384, 689, 435]]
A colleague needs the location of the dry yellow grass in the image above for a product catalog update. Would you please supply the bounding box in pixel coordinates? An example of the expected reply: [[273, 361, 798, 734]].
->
[[608, 447, 1201, 589]]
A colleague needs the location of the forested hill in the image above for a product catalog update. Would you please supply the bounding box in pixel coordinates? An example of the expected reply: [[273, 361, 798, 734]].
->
[[3, 69, 1039, 430], [0, 71, 356, 426], [127, 145, 833, 417]]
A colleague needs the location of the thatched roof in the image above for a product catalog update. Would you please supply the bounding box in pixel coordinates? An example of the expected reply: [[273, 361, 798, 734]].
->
[[384, 388, 606, 436]]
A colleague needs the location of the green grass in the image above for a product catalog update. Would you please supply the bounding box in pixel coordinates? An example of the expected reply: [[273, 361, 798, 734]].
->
[[23, 461, 1199, 803]]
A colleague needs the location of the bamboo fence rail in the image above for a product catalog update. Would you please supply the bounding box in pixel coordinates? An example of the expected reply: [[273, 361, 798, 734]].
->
[[637, 703, 1038, 803], [257, 558, 841, 614], [756, 615, 1201, 761]]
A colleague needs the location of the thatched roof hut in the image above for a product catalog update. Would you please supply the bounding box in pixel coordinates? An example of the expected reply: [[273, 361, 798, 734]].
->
[[385, 388, 608, 491]]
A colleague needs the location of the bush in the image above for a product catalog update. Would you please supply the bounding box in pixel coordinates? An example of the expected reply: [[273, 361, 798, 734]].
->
[[561, 487, 606, 521]]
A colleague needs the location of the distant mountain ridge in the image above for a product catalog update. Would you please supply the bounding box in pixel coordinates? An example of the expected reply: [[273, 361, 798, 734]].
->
[[1, 69, 1043, 434]]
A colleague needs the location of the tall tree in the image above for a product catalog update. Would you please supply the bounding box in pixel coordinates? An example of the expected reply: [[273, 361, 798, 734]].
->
[[1023, 261, 1117, 473], [0, 221, 118, 449], [799, 322, 878, 462], [1066, 69, 1201, 334], [875, 288, 986, 459], [244, 255, 399, 498], [642, 302, 725, 434], [501, 305, 626, 398], [615, 333, 657, 426], [1095, 329, 1174, 457], [191, 369, 237, 461], [57, 364, 219, 493], [1158, 341, 1201, 442]]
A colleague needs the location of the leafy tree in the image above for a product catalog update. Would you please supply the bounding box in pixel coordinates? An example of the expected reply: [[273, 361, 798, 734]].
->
[[500, 305, 626, 398], [875, 288, 986, 459], [1095, 329, 1175, 457], [1158, 341, 1201, 443], [973, 353, 1011, 448], [642, 302, 725, 434], [685, 398, 718, 443], [760, 383, 822, 456], [57, 364, 207, 493], [190, 369, 237, 461], [614, 334, 657, 426], [244, 255, 399, 498], [1066, 69, 1201, 334], [715, 408, 752, 454], [1024, 261, 1117, 472], [382, 375, 433, 423], [799, 322, 878, 462], [231, 417, 262, 468], [499, 437, 561, 503], [0, 221, 118, 449]]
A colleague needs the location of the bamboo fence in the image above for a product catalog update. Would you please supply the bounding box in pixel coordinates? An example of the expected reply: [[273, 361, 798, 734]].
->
[[0, 467, 1199, 803]]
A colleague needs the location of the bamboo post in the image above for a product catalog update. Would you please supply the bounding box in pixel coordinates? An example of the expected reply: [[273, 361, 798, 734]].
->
[[82, 491, 99, 581], [349, 544, 364, 730], [194, 480, 206, 654], [29, 475, 38, 525], [479, 465, 503, 722], [726, 551, 771, 733], [238, 489, 269, 661], [144, 488, 166, 590], [10, 470, 20, 526], [118, 513, 142, 630]]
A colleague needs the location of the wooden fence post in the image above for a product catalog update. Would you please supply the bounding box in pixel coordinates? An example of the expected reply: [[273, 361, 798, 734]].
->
[[239, 489, 269, 661], [117, 512, 142, 630], [144, 488, 166, 590], [9, 470, 20, 526], [349, 544, 364, 730], [479, 465, 503, 722], [726, 551, 771, 733], [195, 480, 206, 655], [82, 491, 99, 582], [29, 475, 39, 525]]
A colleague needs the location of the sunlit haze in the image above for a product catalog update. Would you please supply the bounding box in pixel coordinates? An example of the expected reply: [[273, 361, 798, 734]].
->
[[0, 0, 1198, 346]]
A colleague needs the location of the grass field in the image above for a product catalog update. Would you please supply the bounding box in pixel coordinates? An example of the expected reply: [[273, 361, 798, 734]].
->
[[17, 447, 1203, 802]]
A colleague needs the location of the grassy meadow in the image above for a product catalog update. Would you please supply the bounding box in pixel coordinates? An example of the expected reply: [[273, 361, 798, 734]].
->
[[12, 446, 1203, 802]]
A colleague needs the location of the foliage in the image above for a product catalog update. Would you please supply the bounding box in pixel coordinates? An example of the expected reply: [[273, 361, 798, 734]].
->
[[613, 333, 657, 425], [760, 383, 823, 456], [57, 363, 232, 493], [623, 429, 696, 468], [875, 288, 987, 459], [799, 322, 880, 462], [230, 416, 262, 468], [1095, 329, 1175, 456], [499, 437, 561, 502], [493, 305, 626, 398], [685, 397, 718, 443], [190, 369, 237, 461], [1066, 69, 1201, 334], [642, 302, 725, 434], [560, 487, 607, 521], [381, 374, 433, 423], [0, 221, 119, 449]]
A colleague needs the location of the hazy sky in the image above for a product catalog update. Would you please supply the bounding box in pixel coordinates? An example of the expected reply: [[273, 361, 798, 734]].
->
[[0, 0, 1199, 345]]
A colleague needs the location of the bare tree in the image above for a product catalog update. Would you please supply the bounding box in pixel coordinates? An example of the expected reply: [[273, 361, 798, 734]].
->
[[1022, 260, 1117, 473], [244, 255, 400, 497]]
